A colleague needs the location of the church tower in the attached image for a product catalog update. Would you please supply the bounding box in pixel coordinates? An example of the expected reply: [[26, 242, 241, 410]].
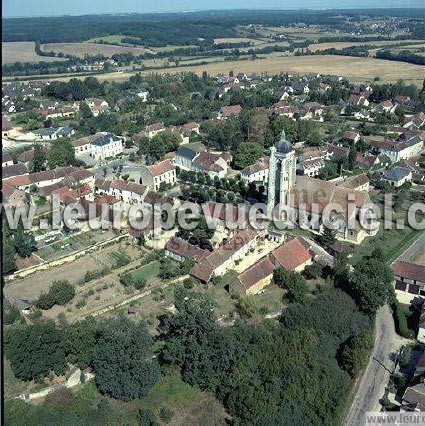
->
[[267, 129, 296, 218]]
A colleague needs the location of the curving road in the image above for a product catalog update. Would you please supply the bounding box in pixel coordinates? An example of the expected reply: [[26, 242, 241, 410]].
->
[[344, 305, 406, 425]]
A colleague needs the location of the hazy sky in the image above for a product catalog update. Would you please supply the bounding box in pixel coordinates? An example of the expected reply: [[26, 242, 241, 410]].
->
[[3, 0, 423, 18]]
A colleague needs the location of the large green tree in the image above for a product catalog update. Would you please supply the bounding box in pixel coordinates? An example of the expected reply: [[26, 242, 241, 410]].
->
[[47, 138, 76, 169], [349, 258, 395, 316], [338, 330, 374, 377], [94, 317, 159, 400], [13, 224, 36, 258], [4, 320, 67, 381], [67, 316, 96, 369], [234, 141, 263, 169], [31, 143, 46, 172]]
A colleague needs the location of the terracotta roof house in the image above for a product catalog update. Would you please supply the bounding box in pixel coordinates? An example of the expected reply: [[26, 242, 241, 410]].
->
[[339, 173, 369, 191], [2, 152, 13, 167], [394, 261, 425, 296], [165, 237, 209, 262], [140, 160, 176, 191], [2, 116, 12, 137], [343, 131, 361, 144], [271, 237, 313, 272], [201, 201, 249, 231], [230, 255, 275, 295], [129, 217, 162, 241], [218, 104, 242, 119], [2, 163, 28, 179], [2, 182, 27, 207], [190, 228, 259, 282], [241, 157, 269, 184], [326, 143, 349, 160], [143, 123, 166, 139], [192, 151, 230, 179]]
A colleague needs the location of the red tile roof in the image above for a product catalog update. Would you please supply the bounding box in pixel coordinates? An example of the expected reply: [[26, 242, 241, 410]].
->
[[271, 237, 313, 271], [147, 160, 175, 177], [2, 163, 28, 179], [165, 236, 209, 261], [220, 104, 242, 117], [236, 255, 275, 290], [394, 261, 425, 283]]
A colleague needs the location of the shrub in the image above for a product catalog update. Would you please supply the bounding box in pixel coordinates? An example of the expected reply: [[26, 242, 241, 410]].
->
[[159, 406, 174, 423], [36, 292, 56, 310], [120, 273, 134, 287], [134, 278, 147, 290], [49, 280, 75, 306], [45, 387, 73, 408], [138, 408, 156, 426], [75, 299, 86, 309], [393, 302, 414, 339], [183, 278, 194, 289], [304, 263, 323, 279]]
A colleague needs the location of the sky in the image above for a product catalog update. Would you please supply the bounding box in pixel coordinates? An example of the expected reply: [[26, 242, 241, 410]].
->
[[2, 0, 423, 18]]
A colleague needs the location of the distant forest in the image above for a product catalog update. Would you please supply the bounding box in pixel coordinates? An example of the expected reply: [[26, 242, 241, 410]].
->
[[2, 9, 424, 45]]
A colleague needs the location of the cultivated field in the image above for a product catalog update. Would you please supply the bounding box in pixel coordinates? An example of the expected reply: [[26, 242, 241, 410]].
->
[[308, 39, 422, 52], [4, 240, 143, 302], [40, 42, 154, 58], [2, 42, 67, 64], [137, 54, 425, 86], [213, 37, 264, 45], [153, 44, 199, 52], [4, 53, 424, 86]]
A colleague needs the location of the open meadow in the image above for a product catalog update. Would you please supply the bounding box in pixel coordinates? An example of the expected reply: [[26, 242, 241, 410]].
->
[[40, 42, 154, 58], [137, 54, 425, 86], [308, 39, 422, 52], [2, 42, 67, 64]]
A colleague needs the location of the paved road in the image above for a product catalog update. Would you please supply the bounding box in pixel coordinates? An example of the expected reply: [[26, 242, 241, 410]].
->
[[344, 305, 406, 425]]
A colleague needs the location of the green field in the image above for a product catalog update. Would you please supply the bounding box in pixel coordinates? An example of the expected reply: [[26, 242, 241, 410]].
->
[[86, 34, 125, 44], [130, 261, 160, 282], [154, 44, 199, 52]]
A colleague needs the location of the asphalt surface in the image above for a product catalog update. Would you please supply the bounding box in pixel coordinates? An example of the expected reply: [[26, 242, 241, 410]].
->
[[344, 305, 406, 426]]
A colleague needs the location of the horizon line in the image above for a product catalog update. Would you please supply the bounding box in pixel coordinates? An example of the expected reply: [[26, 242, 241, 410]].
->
[[3, 6, 423, 19]]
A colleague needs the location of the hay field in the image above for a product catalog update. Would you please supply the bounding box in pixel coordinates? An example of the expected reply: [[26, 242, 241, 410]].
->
[[213, 37, 264, 45], [41, 42, 153, 58], [4, 54, 424, 87], [154, 44, 199, 52], [2, 42, 67, 64], [137, 55, 424, 86], [309, 39, 421, 52]]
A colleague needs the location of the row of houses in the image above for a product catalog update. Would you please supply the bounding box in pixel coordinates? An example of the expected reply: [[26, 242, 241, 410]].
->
[[164, 230, 317, 295]]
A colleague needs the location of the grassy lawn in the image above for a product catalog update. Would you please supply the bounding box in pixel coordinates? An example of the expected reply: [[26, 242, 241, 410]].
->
[[254, 284, 286, 314], [130, 261, 160, 283], [134, 371, 227, 424], [350, 225, 423, 266]]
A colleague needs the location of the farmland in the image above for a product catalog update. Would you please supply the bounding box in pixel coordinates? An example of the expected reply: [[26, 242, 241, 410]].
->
[[2, 42, 67, 64], [40, 42, 154, 58], [122, 54, 423, 86], [308, 39, 423, 53], [5, 53, 423, 86]]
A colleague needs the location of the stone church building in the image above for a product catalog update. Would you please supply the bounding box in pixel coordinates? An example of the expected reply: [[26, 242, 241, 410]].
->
[[267, 130, 379, 244]]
